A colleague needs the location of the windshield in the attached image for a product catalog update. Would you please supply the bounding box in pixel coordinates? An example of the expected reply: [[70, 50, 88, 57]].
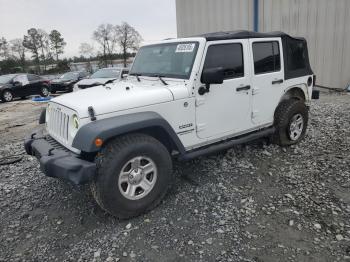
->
[[60, 72, 79, 80], [91, 68, 121, 78], [0, 74, 15, 84], [129, 42, 199, 79]]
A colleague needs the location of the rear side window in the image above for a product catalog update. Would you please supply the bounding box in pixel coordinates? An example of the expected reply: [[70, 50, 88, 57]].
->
[[203, 43, 244, 79], [27, 74, 41, 81], [287, 40, 307, 70], [253, 41, 280, 74]]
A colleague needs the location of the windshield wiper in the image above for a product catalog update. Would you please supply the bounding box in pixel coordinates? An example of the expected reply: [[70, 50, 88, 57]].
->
[[103, 78, 118, 86], [152, 75, 168, 86], [129, 73, 141, 82]]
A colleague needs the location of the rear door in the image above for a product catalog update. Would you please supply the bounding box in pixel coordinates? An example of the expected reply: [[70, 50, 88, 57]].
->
[[27, 74, 42, 95], [250, 38, 285, 125]]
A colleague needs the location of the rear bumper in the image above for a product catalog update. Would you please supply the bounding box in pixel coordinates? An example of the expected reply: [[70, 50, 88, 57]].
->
[[24, 129, 96, 185]]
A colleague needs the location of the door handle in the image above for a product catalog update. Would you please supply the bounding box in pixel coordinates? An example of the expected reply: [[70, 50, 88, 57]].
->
[[236, 85, 251, 91], [272, 79, 284, 85]]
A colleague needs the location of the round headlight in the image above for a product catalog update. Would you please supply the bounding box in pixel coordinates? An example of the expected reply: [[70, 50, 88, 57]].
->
[[72, 114, 79, 129]]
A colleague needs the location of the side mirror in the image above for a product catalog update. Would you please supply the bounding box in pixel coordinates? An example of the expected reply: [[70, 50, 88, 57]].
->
[[201, 67, 225, 85], [13, 81, 22, 87], [199, 67, 225, 95]]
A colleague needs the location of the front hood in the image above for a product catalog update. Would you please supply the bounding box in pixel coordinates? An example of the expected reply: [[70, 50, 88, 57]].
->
[[77, 78, 115, 86], [51, 81, 175, 118]]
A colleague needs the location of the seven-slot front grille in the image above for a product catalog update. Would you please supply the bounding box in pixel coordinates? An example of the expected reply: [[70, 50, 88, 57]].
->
[[47, 106, 70, 143]]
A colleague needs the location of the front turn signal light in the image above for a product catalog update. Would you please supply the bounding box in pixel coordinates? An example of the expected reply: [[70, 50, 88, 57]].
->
[[95, 138, 103, 147]]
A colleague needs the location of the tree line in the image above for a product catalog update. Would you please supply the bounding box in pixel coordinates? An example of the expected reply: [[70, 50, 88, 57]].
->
[[0, 22, 142, 75]]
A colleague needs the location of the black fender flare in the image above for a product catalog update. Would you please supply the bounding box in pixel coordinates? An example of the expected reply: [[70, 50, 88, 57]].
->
[[72, 111, 186, 154]]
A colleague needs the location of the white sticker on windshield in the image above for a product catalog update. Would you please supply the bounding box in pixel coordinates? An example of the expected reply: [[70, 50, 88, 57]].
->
[[176, 43, 195, 53]]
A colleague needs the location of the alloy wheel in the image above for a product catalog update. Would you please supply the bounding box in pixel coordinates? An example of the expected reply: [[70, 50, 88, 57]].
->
[[3, 91, 13, 102], [118, 156, 157, 200], [289, 113, 304, 141]]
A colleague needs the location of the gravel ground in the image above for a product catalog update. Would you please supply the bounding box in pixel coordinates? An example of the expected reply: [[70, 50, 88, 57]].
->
[[0, 92, 349, 262]]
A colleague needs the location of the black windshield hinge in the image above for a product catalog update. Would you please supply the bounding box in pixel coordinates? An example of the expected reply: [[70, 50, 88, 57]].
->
[[88, 106, 96, 121]]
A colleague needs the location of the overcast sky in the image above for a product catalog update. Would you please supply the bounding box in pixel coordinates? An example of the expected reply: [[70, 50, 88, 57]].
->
[[0, 0, 177, 57]]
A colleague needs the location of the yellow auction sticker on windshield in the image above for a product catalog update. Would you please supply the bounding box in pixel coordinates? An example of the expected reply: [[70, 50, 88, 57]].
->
[[176, 43, 195, 53]]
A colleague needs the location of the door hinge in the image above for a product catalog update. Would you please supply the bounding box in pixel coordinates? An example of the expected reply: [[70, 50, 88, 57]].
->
[[195, 97, 205, 107], [196, 123, 206, 132], [252, 87, 259, 95], [251, 111, 259, 119]]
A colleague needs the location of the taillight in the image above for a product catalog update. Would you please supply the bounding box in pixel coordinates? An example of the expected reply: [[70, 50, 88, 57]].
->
[[313, 75, 316, 86]]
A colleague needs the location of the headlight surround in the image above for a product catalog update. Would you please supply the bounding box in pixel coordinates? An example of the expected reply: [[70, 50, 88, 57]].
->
[[70, 114, 80, 137], [72, 114, 79, 129]]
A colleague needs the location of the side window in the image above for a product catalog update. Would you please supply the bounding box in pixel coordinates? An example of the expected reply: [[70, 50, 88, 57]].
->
[[287, 40, 306, 70], [79, 72, 86, 78], [27, 74, 40, 81], [203, 43, 244, 80], [252, 41, 281, 74], [13, 75, 29, 85]]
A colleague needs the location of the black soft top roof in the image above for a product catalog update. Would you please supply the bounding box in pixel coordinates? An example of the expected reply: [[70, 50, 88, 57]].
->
[[196, 30, 305, 41], [193, 30, 312, 80]]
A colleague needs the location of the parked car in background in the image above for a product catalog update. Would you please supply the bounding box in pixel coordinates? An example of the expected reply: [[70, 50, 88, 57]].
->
[[73, 67, 129, 91], [0, 74, 50, 102], [50, 71, 89, 93]]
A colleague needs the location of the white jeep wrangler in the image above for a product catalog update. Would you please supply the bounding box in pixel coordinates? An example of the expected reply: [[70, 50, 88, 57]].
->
[[25, 31, 318, 218]]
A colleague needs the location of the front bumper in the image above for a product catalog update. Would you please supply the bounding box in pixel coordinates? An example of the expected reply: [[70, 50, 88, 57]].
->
[[24, 129, 96, 185]]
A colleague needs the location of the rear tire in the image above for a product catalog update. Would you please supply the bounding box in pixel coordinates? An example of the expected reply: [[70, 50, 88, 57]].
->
[[91, 133, 173, 219], [40, 86, 49, 97], [1, 90, 13, 102], [273, 99, 308, 146]]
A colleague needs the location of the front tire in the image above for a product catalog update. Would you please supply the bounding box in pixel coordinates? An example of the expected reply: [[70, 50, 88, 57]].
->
[[273, 99, 308, 146], [91, 133, 173, 219], [1, 90, 13, 102]]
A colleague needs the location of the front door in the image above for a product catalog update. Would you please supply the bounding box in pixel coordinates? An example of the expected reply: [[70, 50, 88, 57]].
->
[[250, 38, 285, 125], [195, 40, 252, 139]]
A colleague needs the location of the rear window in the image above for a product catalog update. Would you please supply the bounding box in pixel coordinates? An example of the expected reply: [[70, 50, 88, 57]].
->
[[203, 43, 244, 79], [253, 41, 281, 74]]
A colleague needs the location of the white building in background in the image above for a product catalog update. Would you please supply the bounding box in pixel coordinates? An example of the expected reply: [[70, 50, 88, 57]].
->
[[176, 0, 350, 89]]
